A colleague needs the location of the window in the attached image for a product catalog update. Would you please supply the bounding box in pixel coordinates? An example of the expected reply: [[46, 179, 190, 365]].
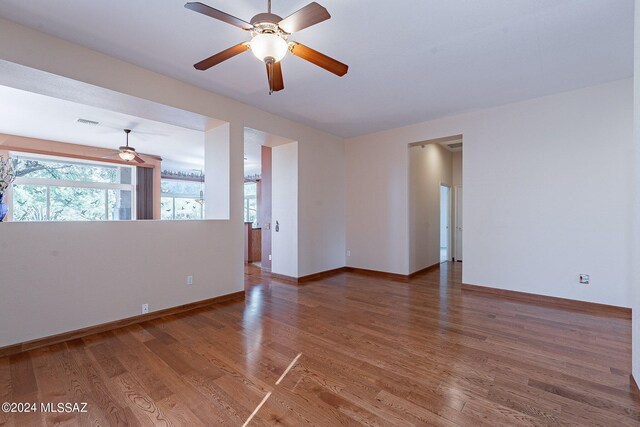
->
[[244, 181, 257, 227], [161, 179, 204, 220], [11, 155, 135, 222]]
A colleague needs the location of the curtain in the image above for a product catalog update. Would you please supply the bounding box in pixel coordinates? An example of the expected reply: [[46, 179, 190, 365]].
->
[[136, 167, 154, 220]]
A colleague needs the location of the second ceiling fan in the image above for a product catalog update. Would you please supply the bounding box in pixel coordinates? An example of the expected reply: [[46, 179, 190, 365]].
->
[[185, 1, 348, 94], [102, 129, 145, 164]]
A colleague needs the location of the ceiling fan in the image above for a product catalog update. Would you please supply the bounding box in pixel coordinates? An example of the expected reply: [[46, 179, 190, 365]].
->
[[103, 129, 145, 163], [185, 1, 348, 94]]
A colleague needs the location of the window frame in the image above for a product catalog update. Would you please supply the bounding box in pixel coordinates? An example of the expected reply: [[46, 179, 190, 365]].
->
[[160, 178, 204, 221], [243, 181, 258, 227], [11, 154, 137, 222]]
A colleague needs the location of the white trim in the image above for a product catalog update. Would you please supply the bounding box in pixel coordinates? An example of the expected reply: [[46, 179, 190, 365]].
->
[[11, 157, 137, 222], [440, 184, 452, 262], [454, 185, 463, 262], [161, 191, 201, 198], [15, 177, 134, 191]]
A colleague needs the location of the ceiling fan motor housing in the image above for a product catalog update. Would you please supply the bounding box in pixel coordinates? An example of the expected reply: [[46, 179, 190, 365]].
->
[[250, 13, 283, 28]]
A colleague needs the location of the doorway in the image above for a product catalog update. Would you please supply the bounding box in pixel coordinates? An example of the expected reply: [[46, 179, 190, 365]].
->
[[440, 185, 451, 262], [408, 134, 462, 274], [454, 185, 463, 262], [244, 128, 298, 277]]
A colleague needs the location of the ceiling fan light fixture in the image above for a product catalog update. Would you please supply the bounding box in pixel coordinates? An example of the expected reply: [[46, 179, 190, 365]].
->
[[250, 33, 288, 63], [118, 147, 136, 162], [185, 1, 347, 92]]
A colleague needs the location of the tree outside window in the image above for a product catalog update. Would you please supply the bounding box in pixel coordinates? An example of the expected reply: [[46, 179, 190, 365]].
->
[[244, 181, 257, 227], [160, 179, 204, 220], [11, 156, 134, 222]]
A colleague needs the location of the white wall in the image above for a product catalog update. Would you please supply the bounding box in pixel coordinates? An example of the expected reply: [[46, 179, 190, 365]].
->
[[0, 220, 240, 348], [347, 79, 633, 307], [272, 142, 299, 278], [204, 123, 230, 220], [0, 19, 346, 346], [409, 143, 453, 273], [631, 0, 640, 384], [345, 136, 410, 274], [298, 136, 346, 277]]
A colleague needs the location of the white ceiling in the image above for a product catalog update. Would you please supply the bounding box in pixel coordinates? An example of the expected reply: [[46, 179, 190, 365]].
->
[[0, 0, 633, 138], [0, 85, 205, 170], [244, 128, 264, 177], [244, 127, 296, 177]]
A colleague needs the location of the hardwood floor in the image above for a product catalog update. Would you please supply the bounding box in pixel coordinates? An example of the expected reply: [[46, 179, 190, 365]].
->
[[1, 263, 638, 426]]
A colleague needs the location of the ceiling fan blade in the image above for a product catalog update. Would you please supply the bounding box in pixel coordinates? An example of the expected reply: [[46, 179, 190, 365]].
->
[[288, 42, 348, 76], [194, 43, 250, 70], [278, 2, 330, 34], [101, 153, 121, 159], [273, 61, 284, 92], [266, 61, 285, 93], [133, 155, 146, 164], [184, 2, 253, 30]]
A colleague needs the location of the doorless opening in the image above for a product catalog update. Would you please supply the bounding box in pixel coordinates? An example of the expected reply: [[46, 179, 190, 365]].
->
[[440, 185, 451, 262]]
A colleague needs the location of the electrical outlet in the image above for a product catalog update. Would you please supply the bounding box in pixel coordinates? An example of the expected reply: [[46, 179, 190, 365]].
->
[[347, 250, 351, 257], [142, 303, 149, 314], [579, 274, 590, 285], [268, 254, 272, 261], [187, 275, 193, 285]]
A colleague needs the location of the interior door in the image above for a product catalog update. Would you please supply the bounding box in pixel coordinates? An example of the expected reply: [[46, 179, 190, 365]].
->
[[455, 185, 463, 262]]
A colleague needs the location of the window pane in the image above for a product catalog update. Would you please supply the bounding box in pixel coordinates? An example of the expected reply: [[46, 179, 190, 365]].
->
[[245, 198, 257, 225], [161, 178, 204, 221], [15, 157, 130, 184], [174, 198, 203, 220], [161, 197, 174, 220], [243, 182, 258, 226], [11, 156, 136, 223], [161, 179, 202, 196], [108, 189, 133, 220], [244, 182, 257, 196], [49, 187, 106, 221], [119, 167, 133, 185], [12, 184, 48, 221]]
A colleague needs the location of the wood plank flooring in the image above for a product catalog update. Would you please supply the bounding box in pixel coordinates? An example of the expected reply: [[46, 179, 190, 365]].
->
[[1, 262, 638, 426]]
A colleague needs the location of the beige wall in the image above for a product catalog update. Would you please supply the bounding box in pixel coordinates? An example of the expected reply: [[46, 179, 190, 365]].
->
[[409, 143, 453, 273], [0, 19, 346, 347], [272, 142, 299, 277], [0, 220, 239, 347], [632, 0, 640, 383], [452, 151, 462, 187], [298, 135, 346, 275], [347, 79, 632, 308]]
